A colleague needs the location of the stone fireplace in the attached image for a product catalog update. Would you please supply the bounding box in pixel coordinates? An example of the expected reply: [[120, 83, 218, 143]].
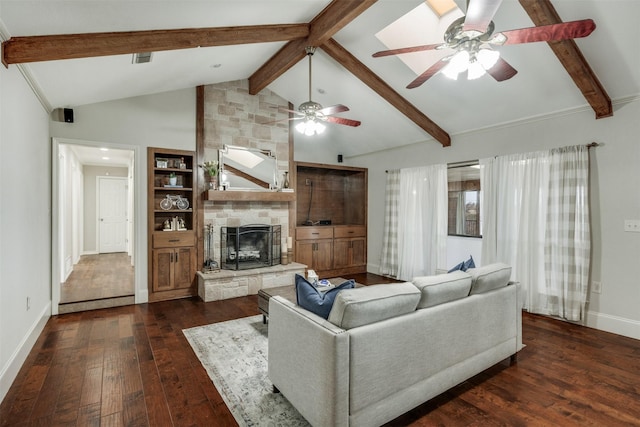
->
[[196, 79, 306, 302], [221, 224, 281, 270]]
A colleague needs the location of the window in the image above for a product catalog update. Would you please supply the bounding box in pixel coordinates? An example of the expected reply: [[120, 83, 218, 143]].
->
[[447, 162, 481, 237]]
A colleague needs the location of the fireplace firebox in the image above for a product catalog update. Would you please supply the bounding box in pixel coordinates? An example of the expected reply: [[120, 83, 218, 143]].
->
[[221, 224, 281, 270]]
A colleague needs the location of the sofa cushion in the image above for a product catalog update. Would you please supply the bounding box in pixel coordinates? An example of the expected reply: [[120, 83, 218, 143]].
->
[[468, 263, 512, 295], [412, 271, 472, 308], [327, 282, 420, 329], [295, 274, 355, 319]]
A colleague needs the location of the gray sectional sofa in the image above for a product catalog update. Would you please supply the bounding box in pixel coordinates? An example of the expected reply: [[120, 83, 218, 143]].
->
[[268, 263, 523, 427]]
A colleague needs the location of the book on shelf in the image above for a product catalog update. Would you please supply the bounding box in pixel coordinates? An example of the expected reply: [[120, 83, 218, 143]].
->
[[164, 184, 184, 188]]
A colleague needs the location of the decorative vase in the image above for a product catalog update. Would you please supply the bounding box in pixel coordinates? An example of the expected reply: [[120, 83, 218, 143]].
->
[[208, 175, 218, 190], [169, 176, 177, 186], [283, 171, 290, 189]]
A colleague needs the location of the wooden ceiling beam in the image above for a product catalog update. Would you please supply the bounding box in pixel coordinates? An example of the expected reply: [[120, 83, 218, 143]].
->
[[249, 0, 377, 95], [321, 38, 451, 147], [1, 24, 309, 66], [519, 0, 612, 118]]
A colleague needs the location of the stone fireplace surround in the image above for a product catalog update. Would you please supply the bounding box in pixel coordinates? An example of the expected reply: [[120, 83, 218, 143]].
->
[[197, 262, 305, 302], [198, 80, 302, 301]]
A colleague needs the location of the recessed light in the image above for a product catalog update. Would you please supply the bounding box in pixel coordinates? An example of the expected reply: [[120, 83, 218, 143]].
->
[[100, 148, 109, 152], [102, 157, 110, 160]]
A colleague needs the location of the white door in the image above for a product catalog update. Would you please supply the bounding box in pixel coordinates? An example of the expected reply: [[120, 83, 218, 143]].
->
[[99, 177, 128, 253]]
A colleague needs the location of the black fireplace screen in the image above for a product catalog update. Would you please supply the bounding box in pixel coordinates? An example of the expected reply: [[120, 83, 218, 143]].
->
[[221, 224, 281, 270]]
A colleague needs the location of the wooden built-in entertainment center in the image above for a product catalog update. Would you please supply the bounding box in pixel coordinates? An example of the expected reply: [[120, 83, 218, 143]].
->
[[294, 161, 368, 278]]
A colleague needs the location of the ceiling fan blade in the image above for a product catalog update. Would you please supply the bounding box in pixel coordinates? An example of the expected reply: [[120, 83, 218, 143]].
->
[[406, 60, 448, 89], [496, 19, 596, 46], [485, 57, 518, 81], [260, 117, 302, 125], [325, 116, 361, 127], [463, 0, 503, 34], [372, 43, 443, 58], [318, 104, 349, 116], [273, 106, 304, 116]]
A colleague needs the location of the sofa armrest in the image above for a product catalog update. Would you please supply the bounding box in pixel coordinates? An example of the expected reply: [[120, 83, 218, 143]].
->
[[268, 296, 350, 427]]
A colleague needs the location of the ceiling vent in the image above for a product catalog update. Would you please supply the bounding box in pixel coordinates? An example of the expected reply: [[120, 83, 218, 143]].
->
[[132, 52, 153, 64]]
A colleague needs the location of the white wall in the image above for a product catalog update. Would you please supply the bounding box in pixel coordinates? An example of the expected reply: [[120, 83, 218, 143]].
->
[[50, 88, 196, 303], [0, 64, 52, 401], [349, 99, 640, 339]]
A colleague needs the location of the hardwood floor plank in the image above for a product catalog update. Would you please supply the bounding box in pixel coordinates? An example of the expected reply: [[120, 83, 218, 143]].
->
[[2, 276, 640, 427]]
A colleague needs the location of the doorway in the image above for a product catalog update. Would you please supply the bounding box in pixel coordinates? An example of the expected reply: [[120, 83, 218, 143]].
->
[[53, 138, 139, 314]]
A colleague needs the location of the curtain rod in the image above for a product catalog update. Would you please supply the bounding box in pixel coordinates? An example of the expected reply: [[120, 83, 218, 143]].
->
[[385, 143, 600, 172]]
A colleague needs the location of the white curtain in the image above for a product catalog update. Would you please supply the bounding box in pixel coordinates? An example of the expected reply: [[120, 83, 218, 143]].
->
[[481, 146, 590, 321], [396, 165, 448, 281]]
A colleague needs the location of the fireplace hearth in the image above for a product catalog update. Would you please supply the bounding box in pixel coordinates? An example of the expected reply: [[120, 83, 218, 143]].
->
[[221, 224, 281, 270]]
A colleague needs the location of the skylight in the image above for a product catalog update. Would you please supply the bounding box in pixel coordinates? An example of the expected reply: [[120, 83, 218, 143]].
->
[[375, 1, 464, 76]]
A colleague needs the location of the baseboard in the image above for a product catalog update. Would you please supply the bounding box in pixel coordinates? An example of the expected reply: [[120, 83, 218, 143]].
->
[[0, 302, 51, 403], [584, 310, 640, 340]]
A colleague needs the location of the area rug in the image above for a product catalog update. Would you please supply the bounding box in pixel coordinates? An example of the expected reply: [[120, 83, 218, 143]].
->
[[183, 315, 310, 426]]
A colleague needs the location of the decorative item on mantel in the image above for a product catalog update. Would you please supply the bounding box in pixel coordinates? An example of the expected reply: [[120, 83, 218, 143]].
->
[[201, 160, 219, 190], [282, 171, 290, 189]]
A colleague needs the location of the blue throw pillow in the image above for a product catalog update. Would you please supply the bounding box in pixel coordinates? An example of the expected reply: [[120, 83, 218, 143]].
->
[[448, 256, 476, 273], [295, 274, 355, 319], [447, 261, 465, 273], [463, 255, 475, 271]]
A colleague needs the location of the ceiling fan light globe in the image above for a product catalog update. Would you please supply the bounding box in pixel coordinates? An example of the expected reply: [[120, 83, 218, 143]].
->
[[478, 49, 500, 69], [315, 122, 326, 134], [442, 50, 469, 79], [467, 60, 486, 80], [295, 121, 307, 134]]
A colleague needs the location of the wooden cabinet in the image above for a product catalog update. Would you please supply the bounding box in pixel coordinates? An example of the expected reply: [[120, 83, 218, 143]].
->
[[293, 162, 367, 277], [295, 225, 366, 277], [152, 247, 196, 292], [147, 147, 198, 302], [295, 227, 334, 272], [333, 226, 366, 270]]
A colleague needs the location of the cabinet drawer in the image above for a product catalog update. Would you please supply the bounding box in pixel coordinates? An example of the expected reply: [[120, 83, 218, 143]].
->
[[153, 232, 195, 248], [296, 227, 333, 240], [334, 226, 366, 238]]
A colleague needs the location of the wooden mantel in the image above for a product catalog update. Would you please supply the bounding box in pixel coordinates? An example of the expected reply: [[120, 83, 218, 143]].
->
[[203, 190, 296, 202]]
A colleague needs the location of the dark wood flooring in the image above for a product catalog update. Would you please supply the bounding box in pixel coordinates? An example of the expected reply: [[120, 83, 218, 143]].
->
[[2, 272, 639, 426]]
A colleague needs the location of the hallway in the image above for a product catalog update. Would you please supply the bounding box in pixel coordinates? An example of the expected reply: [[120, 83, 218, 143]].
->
[[59, 252, 134, 313]]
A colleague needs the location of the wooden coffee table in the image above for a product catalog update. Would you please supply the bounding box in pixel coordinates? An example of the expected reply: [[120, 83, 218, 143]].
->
[[257, 277, 359, 323]]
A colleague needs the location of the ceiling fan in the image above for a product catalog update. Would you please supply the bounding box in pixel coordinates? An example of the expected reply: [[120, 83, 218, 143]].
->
[[372, 0, 596, 88], [279, 46, 361, 136]]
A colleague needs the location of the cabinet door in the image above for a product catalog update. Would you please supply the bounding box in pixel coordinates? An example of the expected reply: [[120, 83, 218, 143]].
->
[[333, 239, 352, 269], [350, 237, 366, 267], [314, 240, 333, 271], [296, 240, 333, 272], [296, 241, 315, 271], [334, 237, 366, 269], [173, 247, 195, 290], [152, 248, 174, 292]]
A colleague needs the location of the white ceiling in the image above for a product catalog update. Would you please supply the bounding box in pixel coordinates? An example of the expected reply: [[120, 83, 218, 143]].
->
[[1, 0, 639, 160]]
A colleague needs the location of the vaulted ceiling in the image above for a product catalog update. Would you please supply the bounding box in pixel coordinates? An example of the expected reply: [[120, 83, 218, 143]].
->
[[1, 0, 638, 157]]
